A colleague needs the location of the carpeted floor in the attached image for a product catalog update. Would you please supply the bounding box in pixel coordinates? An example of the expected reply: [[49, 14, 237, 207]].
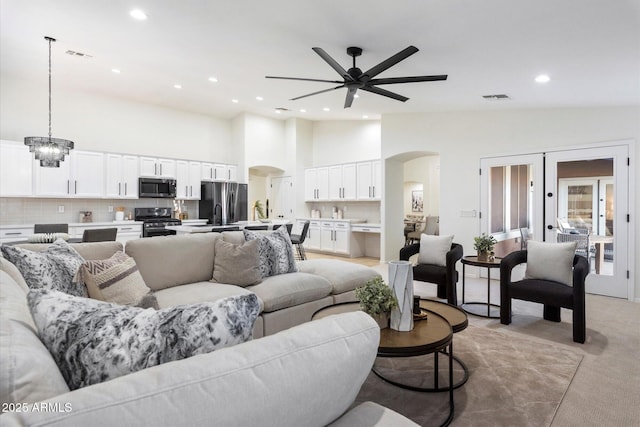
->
[[355, 325, 582, 427]]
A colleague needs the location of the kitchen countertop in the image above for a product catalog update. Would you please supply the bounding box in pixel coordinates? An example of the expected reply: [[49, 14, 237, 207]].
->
[[0, 221, 143, 229], [297, 218, 366, 223], [167, 220, 291, 234]]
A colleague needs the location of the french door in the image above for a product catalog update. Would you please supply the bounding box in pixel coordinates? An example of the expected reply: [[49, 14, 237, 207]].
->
[[545, 146, 629, 298]]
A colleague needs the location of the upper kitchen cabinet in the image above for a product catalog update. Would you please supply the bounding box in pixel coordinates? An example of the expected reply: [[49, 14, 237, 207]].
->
[[356, 160, 381, 200], [202, 163, 237, 182], [139, 156, 176, 178], [304, 167, 329, 201], [34, 150, 104, 198], [176, 160, 202, 200], [105, 153, 139, 199], [328, 163, 356, 200], [0, 140, 33, 197]]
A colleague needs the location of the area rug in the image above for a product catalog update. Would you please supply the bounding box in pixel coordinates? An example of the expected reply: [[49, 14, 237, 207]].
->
[[355, 325, 583, 427]]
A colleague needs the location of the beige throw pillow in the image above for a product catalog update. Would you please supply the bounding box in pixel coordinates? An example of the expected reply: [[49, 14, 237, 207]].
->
[[211, 239, 262, 286], [76, 252, 157, 308], [524, 240, 577, 286], [418, 234, 454, 267]]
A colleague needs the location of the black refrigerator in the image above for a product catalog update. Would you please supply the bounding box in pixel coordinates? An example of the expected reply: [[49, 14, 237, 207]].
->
[[199, 182, 248, 225]]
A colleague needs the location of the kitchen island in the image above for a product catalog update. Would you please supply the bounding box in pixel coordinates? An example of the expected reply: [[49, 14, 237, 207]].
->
[[166, 220, 291, 234]]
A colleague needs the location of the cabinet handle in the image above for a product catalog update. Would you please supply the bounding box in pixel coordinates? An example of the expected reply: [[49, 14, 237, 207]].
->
[[67, 180, 70, 194], [124, 182, 127, 195], [160, 164, 163, 176], [368, 186, 371, 198], [190, 185, 193, 197], [6, 232, 22, 235], [118, 182, 121, 196], [228, 169, 231, 180], [75, 180, 78, 194], [372, 186, 375, 198], [211, 169, 213, 179], [154, 164, 158, 175], [121, 227, 133, 231], [214, 169, 217, 180]]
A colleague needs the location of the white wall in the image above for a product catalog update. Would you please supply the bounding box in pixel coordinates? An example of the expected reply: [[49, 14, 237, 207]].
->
[[382, 107, 640, 298], [0, 75, 232, 161], [243, 114, 288, 172], [312, 120, 381, 166]]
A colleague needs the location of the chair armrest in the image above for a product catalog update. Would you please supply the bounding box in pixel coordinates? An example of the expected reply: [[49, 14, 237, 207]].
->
[[446, 243, 463, 267], [399, 243, 420, 261], [444, 243, 463, 304], [572, 255, 589, 296], [500, 250, 527, 288]]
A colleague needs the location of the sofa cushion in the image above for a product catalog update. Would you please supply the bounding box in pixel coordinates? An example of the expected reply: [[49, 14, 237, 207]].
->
[[1, 239, 87, 297], [0, 270, 70, 406], [329, 402, 420, 427], [243, 227, 297, 278], [76, 252, 158, 308], [247, 272, 332, 312], [211, 239, 262, 286], [125, 233, 221, 290], [297, 259, 381, 295], [28, 289, 260, 390], [154, 281, 263, 312]]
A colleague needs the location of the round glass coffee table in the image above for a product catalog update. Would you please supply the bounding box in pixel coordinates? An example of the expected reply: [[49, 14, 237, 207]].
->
[[313, 299, 468, 427]]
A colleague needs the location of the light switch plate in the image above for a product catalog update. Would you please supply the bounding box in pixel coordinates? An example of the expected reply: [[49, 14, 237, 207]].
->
[[57, 205, 65, 213]]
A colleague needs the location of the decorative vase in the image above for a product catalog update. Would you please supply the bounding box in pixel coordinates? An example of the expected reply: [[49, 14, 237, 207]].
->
[[388, 260, 414, 332], [115, 211, 125, 221], [372, 312, 390, 329], [477, 251, 490, 262]]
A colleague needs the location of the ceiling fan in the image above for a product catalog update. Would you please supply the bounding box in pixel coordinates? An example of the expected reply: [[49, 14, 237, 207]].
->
[[266, 46, 447, 108]]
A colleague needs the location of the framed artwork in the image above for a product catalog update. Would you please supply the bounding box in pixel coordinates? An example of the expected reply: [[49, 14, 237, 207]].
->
[[412, 190, 423, 212]]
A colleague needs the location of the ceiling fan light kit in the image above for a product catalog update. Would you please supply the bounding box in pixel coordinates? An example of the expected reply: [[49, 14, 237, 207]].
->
[[266, 45, 447, 108]]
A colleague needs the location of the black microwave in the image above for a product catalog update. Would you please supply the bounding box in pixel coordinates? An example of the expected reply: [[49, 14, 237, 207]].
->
[[139, 177, 177, 198]]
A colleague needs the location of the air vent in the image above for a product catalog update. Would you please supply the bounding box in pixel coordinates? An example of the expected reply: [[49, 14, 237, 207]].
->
[[275, 107, 290, 112], [482, 94, 510, 100], [65, 50, 92, 58]]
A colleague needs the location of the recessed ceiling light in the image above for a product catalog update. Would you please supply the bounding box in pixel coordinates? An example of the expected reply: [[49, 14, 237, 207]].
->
[[208, 77, 218, 83], [256, 96, 264, 101], [173, 84, 182, 89], [275, 110, 281, 114], [323, 107, 330, 112], [354, 94, 360, 98], [232, 99, 239, 103], [299, 109, 306, 113], [362, 115, 369, 119], [535, 74, 550, 83], [111, 69, 121, 74], [130, 9, 147, 20]]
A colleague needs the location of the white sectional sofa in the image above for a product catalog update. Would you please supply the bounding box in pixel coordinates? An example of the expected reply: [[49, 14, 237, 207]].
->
[[1, 234, 418, 426]]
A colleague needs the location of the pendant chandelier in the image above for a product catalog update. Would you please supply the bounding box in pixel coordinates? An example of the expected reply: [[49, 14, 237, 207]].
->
[[24, 36, 74, 168]]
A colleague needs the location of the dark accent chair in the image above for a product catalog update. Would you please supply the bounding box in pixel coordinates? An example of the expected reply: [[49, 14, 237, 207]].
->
[[272, 223, 293, 235], [399, 242, 463, 305], [34, 223, 68, 234], [290, 221, 310, 260], [500, 250, 589, 343], [82, 228, 118, 242]]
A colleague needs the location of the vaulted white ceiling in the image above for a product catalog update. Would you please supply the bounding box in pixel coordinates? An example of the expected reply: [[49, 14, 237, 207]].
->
[[1, 0, 639, 121]]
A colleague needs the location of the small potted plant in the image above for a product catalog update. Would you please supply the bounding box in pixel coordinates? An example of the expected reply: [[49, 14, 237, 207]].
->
[[473, 233, 497, 261], [354, 277, 398, 329]]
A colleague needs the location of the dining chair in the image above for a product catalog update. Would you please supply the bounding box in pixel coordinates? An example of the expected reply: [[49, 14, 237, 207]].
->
[[34, 223, 68, 234], [82, 228, 118, 242]]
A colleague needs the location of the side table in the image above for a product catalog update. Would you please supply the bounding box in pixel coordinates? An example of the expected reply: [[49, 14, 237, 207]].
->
[[460, 255, 502, 319]]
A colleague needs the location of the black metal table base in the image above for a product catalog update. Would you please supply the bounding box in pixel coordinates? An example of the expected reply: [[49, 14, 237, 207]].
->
[[373, 343, 457, 427], [460, 302, 500, 319]]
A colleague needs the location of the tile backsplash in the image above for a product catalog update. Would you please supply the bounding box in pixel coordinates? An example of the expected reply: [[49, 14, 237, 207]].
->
[[0, 198, 198, 225]]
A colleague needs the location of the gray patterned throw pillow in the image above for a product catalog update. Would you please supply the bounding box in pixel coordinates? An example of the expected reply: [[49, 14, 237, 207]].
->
[[27, 289, 260, 390], [1, 239, 87, 297], [243, 226, 297, 278]]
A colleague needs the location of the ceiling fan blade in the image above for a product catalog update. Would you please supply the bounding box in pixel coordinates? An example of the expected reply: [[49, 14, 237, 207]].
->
[[266, 76, 344, 84], [312, 47, 353, 81], [344, 88, 357, 108], [368, 75, 448, 85], [361, 46, 419, 80], [360, 85, 409, 102], [290, 85, 345, 101]]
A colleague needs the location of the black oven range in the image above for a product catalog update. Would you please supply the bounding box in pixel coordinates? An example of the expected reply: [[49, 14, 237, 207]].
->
[[134, 207, 181, 238]]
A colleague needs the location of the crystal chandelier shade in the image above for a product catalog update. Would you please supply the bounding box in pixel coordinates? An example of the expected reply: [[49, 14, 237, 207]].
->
[[24, 36, 74, 167]]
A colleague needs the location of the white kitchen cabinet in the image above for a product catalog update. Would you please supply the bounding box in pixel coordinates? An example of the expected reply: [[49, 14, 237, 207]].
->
[[356, 160, 381, 200], [0, 141, 33, 197], [139, 157, 176, 178], [0, 226, 33, 244], [305, 220, 321, 251], [69, 223, 142, 244], [213, 164, 228, 181], [227, 165, 238, 182], [202, 163, 233, 182], [34, 150, 104, 198], [105, 154, 138, 199], [320, 221, 350, 255], [176, 160, 201, 200], [328, 163, 356, 200], [304, 167, 329, 201]]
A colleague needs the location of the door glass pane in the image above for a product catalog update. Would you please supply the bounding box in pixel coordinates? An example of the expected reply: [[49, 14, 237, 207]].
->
[[557, 159, 614, 276], [490, 166, 505, 233]]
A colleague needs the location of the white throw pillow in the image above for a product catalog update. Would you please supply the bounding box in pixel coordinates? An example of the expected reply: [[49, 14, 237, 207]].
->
[[417, 234, 454, 267], [525, 240, 577, 286]]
